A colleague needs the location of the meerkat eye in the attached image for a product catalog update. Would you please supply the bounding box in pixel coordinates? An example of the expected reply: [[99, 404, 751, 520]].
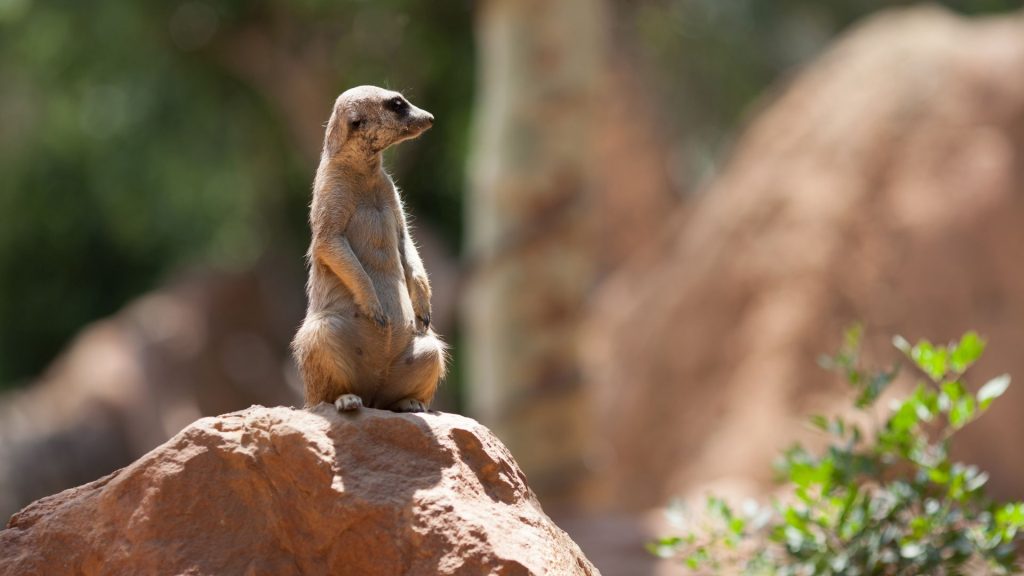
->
[[349, 118, 363, 130], [387, 97, 407, 113]]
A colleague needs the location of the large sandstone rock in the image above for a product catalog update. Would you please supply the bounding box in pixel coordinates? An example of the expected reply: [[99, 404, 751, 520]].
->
[[0, 406, 597, 576], [584, 6, 1024, 509]]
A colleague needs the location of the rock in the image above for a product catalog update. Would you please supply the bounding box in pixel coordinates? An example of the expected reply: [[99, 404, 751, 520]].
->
[[0, 406, 598, 576], [583, 6, 1024, 509]]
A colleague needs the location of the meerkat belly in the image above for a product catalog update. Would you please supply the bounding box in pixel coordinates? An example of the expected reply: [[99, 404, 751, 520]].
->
[[348, 206, 415, 327]]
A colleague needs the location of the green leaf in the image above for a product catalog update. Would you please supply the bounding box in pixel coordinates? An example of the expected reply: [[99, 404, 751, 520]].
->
[[787, 455, 834, 491], [728, 516, 745, 536], [928, 464, 950, 485], [645, 536, 682, 559], [902, 384, 938, 424], [978, 374, 1011, 410], [809, 414, 829, 432], [950, 331, 986, 374], [685, 546, 710, 568], [941, 380, 964, 403], [996, 503, 1024, 531], [856, 368, 897, 409], [707, 496, 732, 521], [911, 341, 948, 382], [909, 515, 930, 539], [890, 397, 920, 434], [939, 380, 965, 415], [949, 395, 976, 429]]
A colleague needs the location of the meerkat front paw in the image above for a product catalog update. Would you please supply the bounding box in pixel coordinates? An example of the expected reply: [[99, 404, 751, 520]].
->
[[358, 299, 389, 331], [409, 275, 432, 332], [391, 398, 427, 413], [415, 311, 431, 332], [334, 394, 364, 411]]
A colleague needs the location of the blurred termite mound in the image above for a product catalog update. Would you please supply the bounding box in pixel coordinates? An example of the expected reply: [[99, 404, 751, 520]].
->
[[583, 6, 1024, 511], [0, 259, 303, 520]]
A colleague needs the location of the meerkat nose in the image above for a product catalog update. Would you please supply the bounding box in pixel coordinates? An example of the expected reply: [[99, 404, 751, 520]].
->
[[425, 114, 434, 125]]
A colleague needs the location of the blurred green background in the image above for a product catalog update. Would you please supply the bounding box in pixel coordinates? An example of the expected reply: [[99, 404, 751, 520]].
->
[[0, 0, 1018, 389]]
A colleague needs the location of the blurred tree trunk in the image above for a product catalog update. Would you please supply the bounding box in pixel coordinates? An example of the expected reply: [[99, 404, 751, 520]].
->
[[464, 0, 609, 503]]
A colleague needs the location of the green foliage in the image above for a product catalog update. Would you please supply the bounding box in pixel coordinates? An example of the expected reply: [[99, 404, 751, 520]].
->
[[652, 328, 1023, 574]]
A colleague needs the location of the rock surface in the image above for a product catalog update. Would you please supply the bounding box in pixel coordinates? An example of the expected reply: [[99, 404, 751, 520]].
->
[[584, 6, 1024, 509], [0, 405, 597, 576]]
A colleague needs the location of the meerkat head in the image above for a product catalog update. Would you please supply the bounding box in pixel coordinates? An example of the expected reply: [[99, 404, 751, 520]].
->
[[322, 85, 434, 162]]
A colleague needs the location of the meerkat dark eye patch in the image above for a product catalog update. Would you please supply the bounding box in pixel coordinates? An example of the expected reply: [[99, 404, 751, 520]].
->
[[348, 117, 363, 130], [386, 97, 408, 115]]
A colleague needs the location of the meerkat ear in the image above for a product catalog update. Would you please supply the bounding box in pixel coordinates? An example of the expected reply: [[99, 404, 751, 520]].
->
[[323, 106, 362, 155], [323, 109, 343, 157]]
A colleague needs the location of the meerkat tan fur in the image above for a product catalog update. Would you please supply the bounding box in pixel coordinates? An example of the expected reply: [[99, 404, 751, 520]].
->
[[292, 85, 447, 413]]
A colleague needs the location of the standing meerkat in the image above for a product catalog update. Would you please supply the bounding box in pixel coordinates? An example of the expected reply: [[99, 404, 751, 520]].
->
[[292, 85, 447, 413]]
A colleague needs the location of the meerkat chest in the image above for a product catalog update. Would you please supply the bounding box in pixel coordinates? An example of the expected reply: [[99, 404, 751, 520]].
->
[[347, 202, 401, 270]]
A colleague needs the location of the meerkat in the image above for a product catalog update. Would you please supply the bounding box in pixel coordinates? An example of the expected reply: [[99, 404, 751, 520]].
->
[[292, 85, 447, 413]]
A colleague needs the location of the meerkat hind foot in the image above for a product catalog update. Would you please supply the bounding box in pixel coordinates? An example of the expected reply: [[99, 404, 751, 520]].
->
[[334, 394, 363, 412], [391, 398, 427, 413]]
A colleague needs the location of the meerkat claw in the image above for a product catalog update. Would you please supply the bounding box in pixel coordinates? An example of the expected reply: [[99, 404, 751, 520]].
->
[[334, 394, 363, 411], [392, 398, 426, 413]]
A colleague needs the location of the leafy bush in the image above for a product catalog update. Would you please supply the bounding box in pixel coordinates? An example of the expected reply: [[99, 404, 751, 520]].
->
[[650, 327, 1024, 575]]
